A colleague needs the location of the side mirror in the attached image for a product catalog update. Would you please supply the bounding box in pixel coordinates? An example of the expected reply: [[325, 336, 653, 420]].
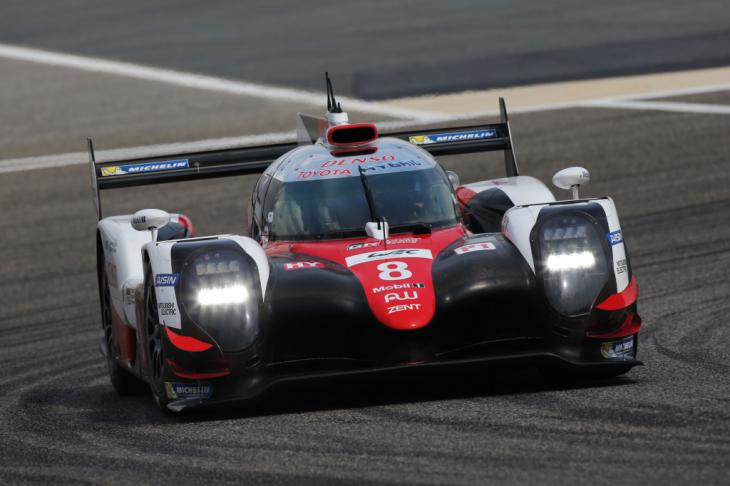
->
[[552, 167, 590, 199], [446, 170, 460, 189], [365, 219, 389, 241], [131, 209, 170, 241]]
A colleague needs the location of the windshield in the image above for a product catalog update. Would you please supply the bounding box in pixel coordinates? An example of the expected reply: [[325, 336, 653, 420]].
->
[[265, 166, 458, 240]]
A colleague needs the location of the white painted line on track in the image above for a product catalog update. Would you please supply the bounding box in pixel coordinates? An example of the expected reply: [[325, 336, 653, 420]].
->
[[1, 41, 729, 175], [605, 83, 730, 102], [582, 100, 730, 115], [0, 131, 296, 174], [3, 95, 730, 175], [0, 43, 445, 122]]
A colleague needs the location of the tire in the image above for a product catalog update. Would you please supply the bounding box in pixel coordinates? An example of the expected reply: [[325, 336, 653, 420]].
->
[[142, 261, 172, 413], [99, 259, 146, 395]]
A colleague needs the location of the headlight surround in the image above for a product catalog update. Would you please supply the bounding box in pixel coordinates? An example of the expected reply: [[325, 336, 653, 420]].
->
[[537, 214, 610, 317], [178, 247, 261, 352]]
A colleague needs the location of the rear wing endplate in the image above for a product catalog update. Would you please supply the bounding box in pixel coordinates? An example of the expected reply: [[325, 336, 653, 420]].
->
[[89, 98, 519, 219]]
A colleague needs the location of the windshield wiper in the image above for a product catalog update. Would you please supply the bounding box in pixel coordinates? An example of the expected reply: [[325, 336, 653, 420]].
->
[[358, 165, 377, 223]]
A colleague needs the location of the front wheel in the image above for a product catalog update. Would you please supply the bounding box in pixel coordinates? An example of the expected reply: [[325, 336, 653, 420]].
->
[[100, 262, 146, 395], [142, 262, 173, 413]]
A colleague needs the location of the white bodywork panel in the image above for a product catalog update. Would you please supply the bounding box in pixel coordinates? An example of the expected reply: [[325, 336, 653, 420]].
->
[[98, 216, 153, 329], [463, 175, 556, 206], [98, 215, 269, 330], [144, 235, 269, 330], [502, 197, 629, 293]]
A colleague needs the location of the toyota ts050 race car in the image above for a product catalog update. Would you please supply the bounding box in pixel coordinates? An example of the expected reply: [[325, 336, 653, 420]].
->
[[89, 76, 641, 413]]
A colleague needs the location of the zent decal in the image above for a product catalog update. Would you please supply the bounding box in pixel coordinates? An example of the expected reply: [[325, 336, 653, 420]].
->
[[388, 304, 422, 314]]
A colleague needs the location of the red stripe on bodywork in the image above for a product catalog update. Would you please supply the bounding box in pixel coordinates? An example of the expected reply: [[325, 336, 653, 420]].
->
[[177, 213, 195, 237], [165, 326, 213, 352], [167, 359, 230, 379], [267, 225, 466, 331], [111, 307, 136, 365], [597, 275, 638, 310], [455, 186, 478, 206]]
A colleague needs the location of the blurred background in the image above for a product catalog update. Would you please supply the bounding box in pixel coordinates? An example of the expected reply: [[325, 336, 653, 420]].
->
[[1, 1, 729, 484]]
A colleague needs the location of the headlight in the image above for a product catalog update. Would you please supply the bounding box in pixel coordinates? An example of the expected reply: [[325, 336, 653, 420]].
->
[[539, 215, 609, 316], [178, 247, 261, 351], [197, 285, 249, 306], [545, 251, 596, 271]]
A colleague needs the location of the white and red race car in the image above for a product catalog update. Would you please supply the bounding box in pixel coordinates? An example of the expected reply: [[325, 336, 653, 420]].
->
[[90, 76, 640, 413]]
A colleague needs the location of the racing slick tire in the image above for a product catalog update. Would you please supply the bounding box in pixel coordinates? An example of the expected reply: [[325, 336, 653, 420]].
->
[[142, 261, 174, 413], [99, 252, 146, 395]]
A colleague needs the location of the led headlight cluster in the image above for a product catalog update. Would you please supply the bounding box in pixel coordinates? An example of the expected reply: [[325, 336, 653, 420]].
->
[[197, 285, 249, 306], [178, 246, 261, 351], [539, 215, 609, 316]]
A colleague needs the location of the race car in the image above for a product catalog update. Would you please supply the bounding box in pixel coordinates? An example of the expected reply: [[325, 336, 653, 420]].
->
[[89, 75, 641, 413]]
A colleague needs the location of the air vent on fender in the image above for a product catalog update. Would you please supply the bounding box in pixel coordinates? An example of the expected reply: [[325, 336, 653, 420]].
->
[[326, 123, 378, 147]]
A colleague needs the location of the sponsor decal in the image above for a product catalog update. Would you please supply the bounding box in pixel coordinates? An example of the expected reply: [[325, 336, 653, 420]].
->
[[155, 273, 179, 287], [615, 259, 627, 274], [348, 242, 379, 251], [607, 230, 623, 246], [297, 168, 352, 179], [106, 263, 118, 289], [158, 302, 177, 316], [409, 129, 497, 145], [100, 159, 189, 177], [165, 382, 213, 400], [600, 336, 634, 359], [372, 283, 424, 294], [387, 237, 419, 245], [384, 291, 418, 303], [345, 248, 432, 267], [347, 237, 420, 251], [454, 242, 496, 255], [103, 239, 117, 254], [125, 288, 136, 305], [360, 160, 422, 173], [321, 154, 395, 167], [388, 303, 421, 314], [284, 261, 325, 270]]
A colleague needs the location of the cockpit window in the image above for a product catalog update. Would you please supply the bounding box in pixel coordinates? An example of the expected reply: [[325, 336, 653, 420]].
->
[[264, 166, 458, 240]]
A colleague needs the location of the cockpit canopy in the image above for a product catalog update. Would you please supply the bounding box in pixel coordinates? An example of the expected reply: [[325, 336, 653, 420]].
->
[[261, 139, 459, 241]]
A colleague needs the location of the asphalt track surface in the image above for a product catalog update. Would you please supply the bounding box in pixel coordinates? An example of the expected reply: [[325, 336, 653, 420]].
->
[[2, 4, 730, 486], [2, 0, 730, 98]]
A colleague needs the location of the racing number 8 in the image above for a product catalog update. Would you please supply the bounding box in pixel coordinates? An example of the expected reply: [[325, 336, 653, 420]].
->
[[377, 261, 412, 281]]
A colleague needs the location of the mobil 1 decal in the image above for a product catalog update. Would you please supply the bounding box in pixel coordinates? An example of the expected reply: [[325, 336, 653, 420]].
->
[[345, 248, 436, 331]]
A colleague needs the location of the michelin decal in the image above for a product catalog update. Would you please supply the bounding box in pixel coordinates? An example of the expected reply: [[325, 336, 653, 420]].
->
[[409, 129, 497, 145], [101, 159, 189, 177]]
